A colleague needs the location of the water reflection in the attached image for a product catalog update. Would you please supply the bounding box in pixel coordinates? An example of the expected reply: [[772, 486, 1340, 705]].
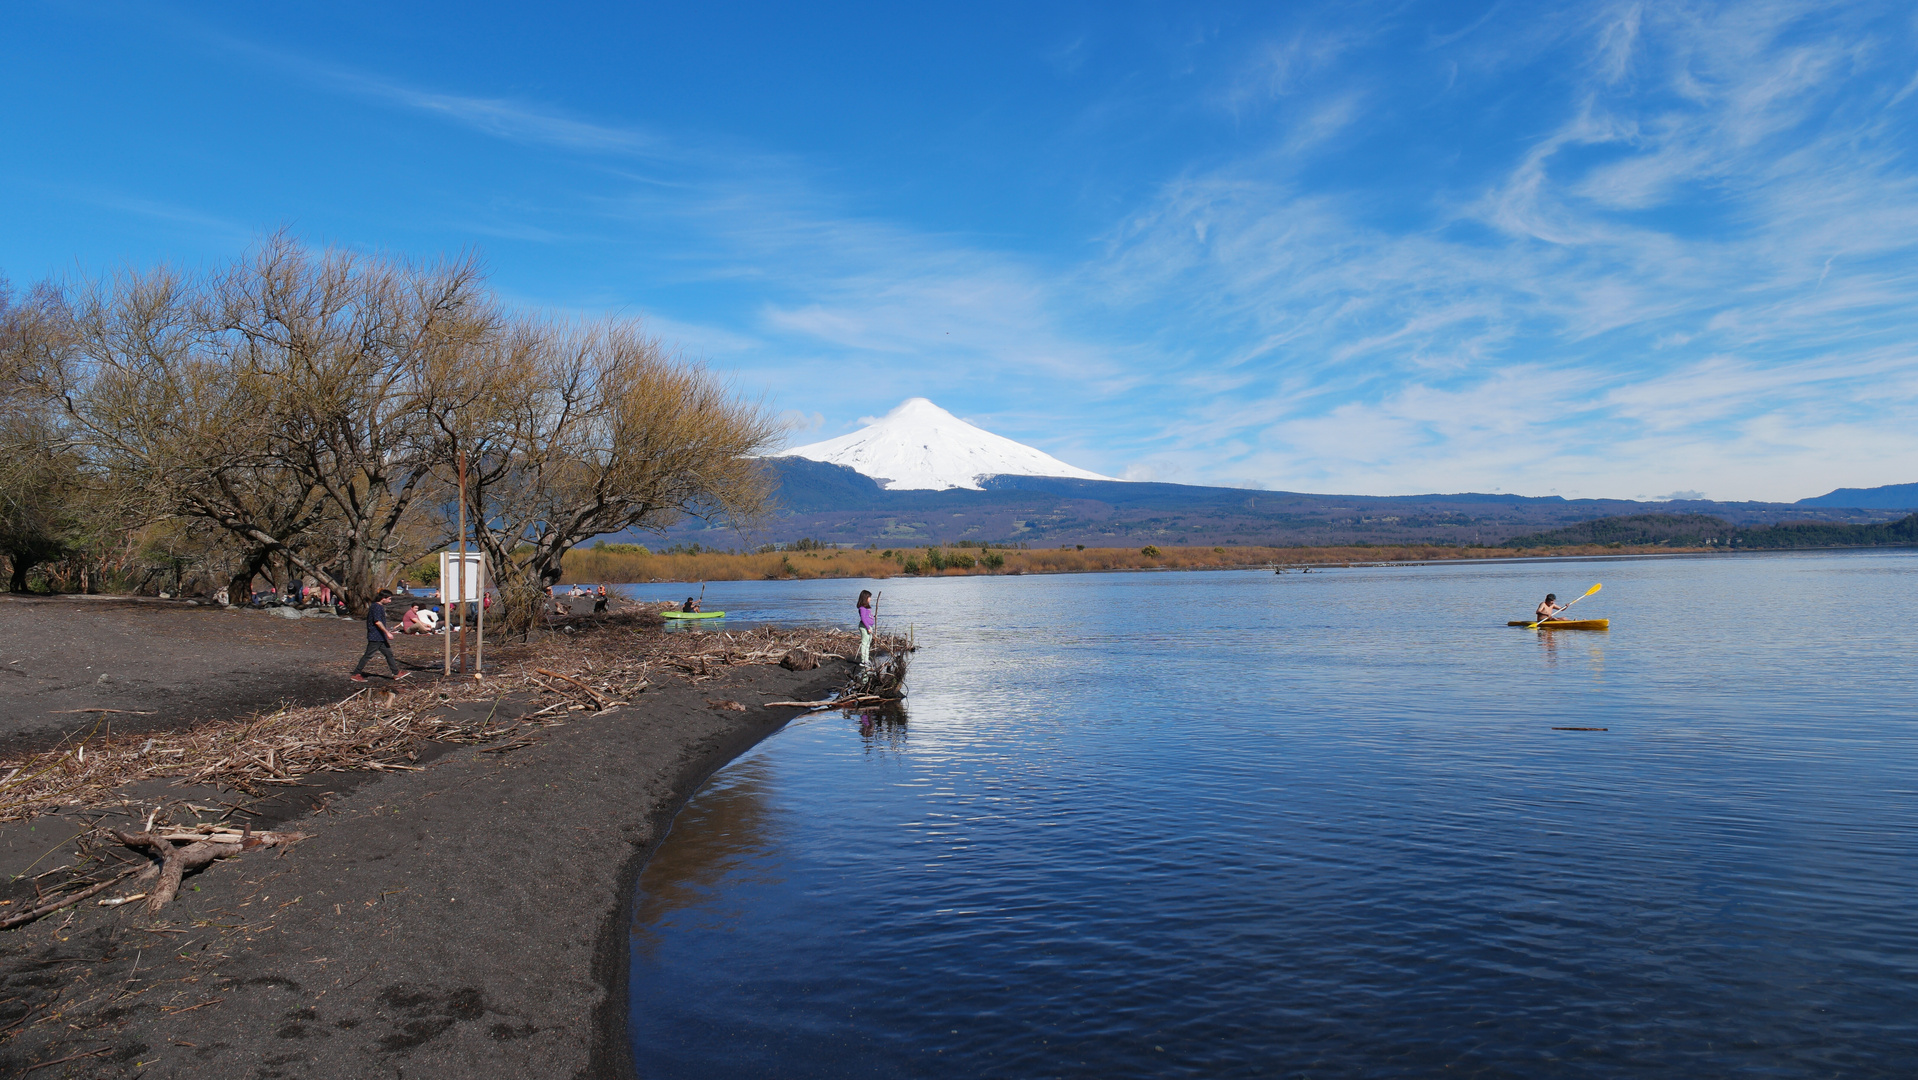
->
[[628, 755, 779, 960], [851, 701, 908, 753], [1528, 624, 1608, 681]]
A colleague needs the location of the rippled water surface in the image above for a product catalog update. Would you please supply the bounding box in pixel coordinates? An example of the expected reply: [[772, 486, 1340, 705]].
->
[[624, 552, 1918, 1077]]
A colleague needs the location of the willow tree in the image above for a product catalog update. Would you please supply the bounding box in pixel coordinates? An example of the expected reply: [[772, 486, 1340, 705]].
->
[[44, 262, 336, 601], [202, 235, 496, 612], [0, 277, 100, 592], [456, 317, 778, 633]]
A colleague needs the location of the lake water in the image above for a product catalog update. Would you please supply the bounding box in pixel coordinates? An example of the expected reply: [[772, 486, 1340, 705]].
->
[[621, 551, 1918, 1077]]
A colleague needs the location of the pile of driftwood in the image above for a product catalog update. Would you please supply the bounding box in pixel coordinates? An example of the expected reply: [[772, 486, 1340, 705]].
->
[[0, 625, 881, 823], [767, 629, 913, 712], [0, 623, 908, 929]]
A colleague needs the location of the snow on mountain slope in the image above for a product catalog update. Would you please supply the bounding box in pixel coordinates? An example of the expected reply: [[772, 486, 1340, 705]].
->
[[781, 398, 1118, 491]]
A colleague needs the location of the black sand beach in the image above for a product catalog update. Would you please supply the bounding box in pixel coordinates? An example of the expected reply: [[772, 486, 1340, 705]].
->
[[0, 595, 454, 755], [0, 597, 852, 1077]]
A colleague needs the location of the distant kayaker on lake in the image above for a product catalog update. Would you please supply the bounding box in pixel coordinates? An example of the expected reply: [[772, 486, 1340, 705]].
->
[[1535, 593, 1566, 623], [857, 589, 875, 667], [681, 596, 701, 613]]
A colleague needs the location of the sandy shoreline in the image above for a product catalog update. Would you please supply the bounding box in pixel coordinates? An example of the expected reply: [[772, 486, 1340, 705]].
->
[[0, 598, 857, 1077]]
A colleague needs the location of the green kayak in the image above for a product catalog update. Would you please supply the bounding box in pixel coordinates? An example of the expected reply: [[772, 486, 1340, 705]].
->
[[661, 609, 725, 620]]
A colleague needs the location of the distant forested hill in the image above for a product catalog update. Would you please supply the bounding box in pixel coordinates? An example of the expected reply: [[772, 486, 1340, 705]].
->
[[1503, 514, 1735, 547], [1795, 482, 1918, 509], [1506, 513, 1918, 550], [1733, 514, 1918, 548]]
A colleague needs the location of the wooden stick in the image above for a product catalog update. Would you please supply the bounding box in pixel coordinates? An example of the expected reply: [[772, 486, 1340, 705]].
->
[[25, 1046, 114, 1072], [763, 694, 892, 709], [0, 865, 143, 929], [157, 830, 304, 844], [534, 668, 611, 708]]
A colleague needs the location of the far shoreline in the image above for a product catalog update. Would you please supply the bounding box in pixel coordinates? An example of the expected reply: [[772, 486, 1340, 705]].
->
[[577, 544, 1918, 591], [558, 541, 1869, 586]]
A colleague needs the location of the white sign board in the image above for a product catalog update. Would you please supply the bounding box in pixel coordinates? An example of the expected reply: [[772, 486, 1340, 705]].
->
[[438, 552, 486, 603]]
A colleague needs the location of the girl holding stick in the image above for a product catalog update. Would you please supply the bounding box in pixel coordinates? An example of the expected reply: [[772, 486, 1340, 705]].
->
[[857, 590, 877, 667]]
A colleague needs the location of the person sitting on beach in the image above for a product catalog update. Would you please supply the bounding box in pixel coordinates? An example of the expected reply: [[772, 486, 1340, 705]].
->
[[681, 596, 700, 613], [594, 585, 609, 614], [1535, 593, 1565, 623], [416, 606, 440, 633], [400, 603, 423, 633]]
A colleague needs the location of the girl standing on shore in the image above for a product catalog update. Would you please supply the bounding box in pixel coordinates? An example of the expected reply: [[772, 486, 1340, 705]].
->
[[857, 590, 875, 667]]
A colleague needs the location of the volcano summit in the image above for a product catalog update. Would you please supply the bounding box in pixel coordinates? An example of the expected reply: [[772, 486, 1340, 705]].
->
[[782, 398, 1116, 491]]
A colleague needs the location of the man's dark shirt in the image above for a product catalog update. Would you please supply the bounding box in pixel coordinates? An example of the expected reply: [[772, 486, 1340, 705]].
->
[[366, 601, 388, 643]]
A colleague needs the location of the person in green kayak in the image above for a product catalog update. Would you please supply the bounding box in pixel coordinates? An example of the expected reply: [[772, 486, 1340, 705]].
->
[[681, 595, 701, 613], [1535, 593, 1566, 623]]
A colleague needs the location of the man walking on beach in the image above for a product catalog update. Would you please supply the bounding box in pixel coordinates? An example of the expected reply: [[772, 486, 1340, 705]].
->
[[351, 588, 410, 682]]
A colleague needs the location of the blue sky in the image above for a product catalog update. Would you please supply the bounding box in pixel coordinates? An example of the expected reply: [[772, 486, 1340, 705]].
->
[[5, 1, 1916, 502]]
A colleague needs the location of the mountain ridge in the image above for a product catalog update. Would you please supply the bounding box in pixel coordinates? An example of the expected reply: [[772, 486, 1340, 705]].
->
[[627, 458, 1908, 550]]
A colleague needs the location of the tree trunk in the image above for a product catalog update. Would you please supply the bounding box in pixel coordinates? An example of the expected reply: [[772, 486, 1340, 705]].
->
[[227, 547, 272, 606], [338, 539, 380, 618]]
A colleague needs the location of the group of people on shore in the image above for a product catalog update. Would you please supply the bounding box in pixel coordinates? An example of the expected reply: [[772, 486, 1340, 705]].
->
[[546, 584, 611, 616], [349, 583, 878, 681], [211, 579, 347, 615]]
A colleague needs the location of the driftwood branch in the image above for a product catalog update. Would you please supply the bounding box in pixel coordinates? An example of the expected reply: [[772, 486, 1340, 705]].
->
[[0, 865, 144, 930], [764, 694, 891, 709], [111, 829, 310, 913]]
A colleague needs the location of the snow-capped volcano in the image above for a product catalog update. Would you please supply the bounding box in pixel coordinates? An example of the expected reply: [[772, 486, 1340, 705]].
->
[[782, 398, 1117, 491]]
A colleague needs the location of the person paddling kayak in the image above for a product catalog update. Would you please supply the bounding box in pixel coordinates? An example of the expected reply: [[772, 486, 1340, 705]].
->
[[1535, 593, 1566, 623]]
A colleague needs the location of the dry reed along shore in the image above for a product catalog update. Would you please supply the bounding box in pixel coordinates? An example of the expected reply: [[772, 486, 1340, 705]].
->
[[562, 541, 1705, 584], [0, 595, 903, 1078]]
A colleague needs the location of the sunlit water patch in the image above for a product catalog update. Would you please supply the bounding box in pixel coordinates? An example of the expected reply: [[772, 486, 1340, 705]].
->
[[626, 552, 1918, 1077]]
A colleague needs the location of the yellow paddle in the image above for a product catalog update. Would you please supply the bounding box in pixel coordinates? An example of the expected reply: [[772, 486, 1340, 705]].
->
[[1528, 582, 1601, 628]]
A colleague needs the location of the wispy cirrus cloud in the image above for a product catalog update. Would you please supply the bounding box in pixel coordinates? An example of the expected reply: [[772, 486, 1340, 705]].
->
[[154, 1, 1918, 500], [1073, 0, 1918, 497], [208, 34, 673, 159]]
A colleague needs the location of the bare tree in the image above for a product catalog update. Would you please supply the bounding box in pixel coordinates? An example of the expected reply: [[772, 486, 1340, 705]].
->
[[457, 317, 779, 633], [9, 238, 775, 614], [203, 234, 495, 612], [0, 277, 95, 592], [50, 263, 335, 601]]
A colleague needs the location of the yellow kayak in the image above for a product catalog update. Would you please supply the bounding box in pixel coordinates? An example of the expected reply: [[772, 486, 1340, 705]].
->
[[1507, 619, 1609, 630]]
